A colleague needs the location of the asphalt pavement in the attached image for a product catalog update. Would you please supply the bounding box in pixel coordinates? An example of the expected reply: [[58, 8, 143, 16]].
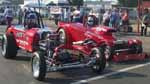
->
[[0, 24, 150, 84]]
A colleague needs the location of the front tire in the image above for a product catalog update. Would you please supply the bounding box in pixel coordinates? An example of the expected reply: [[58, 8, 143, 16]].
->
[[1, 34, 18, 58], [58, 29, 67, 44], [32, 51, 46, 81], [91, 47, 106, 73]]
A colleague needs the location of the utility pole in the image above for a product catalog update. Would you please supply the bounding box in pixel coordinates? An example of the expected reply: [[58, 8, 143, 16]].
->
[[38, 0, 41, 13]]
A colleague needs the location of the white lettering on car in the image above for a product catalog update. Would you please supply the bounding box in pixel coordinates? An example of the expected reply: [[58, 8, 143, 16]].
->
[[16, 39, 29, 46], [16, 32, 24, 38]]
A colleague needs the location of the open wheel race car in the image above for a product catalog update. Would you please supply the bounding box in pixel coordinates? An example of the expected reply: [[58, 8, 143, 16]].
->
[[1, 11, 107, 81], [57, 14, 146, 62]]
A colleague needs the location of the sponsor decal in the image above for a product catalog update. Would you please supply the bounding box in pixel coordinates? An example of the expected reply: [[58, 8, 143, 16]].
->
[[16, 39, 29, 46], [16, 32, 24, 38]]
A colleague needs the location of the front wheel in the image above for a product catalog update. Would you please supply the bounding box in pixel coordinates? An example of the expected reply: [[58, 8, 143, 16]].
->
[[58, 29, 67, 44], [91, 47, 106, 73], [31, 51, 46, 81]]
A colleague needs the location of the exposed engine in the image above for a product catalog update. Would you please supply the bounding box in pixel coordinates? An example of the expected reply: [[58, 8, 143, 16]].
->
[[39, 32, 77, 64], [113, 40, 142, 54], [114, 40, 129, 50]]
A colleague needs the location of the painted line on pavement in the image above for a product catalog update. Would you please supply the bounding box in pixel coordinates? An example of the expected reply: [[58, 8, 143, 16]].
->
[[71, 62, 150, 84]]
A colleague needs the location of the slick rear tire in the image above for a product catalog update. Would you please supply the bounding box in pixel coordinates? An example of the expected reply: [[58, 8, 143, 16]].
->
[[58, 28, 67, 44], [32, 51, 46, 81], [1, 34, 18, 59], [91, 47, 106, 73]]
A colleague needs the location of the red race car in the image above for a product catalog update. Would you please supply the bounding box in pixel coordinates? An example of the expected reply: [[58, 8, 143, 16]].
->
[[1, 11, 107, 81], [1, 11, 55, 57], [57, 15, 146, 62]]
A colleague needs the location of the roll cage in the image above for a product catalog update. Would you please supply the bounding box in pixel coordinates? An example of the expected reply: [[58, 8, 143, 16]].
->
[[24, 11, 44, 28]]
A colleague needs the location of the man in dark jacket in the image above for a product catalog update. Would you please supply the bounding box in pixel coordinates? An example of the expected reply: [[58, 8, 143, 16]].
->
[[141, 8, 150, 36]]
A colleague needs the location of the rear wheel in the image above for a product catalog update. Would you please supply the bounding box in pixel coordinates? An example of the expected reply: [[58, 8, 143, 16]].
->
[[32, 51, 46, 81], [91, 47, 106, 73], [1, 34, 18, 58]]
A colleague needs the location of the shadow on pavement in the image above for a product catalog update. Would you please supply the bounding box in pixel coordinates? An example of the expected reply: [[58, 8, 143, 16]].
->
[[111, 59, 150, 65], [12, 56, 31, 62], [106, 72, 147, 79], [43, 68, 113, 84]]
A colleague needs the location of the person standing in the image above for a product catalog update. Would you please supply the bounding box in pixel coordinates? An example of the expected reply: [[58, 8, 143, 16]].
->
[[121, 9, 129, 32], [141, 8, 150, 36], [109, 8, 118, 28], [103, 9, 111, 26], [4, 6, 14, 28], [18, 8, 24, 24], [71, 8, 81, 23]]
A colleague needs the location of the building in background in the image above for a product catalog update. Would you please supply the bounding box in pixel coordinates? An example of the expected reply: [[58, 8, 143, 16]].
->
[[84, 0, 118, 9]]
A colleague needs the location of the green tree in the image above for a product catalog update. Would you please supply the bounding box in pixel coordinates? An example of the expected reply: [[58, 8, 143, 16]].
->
[[68, 0, 83, 6], [118, 0, 138, 7]]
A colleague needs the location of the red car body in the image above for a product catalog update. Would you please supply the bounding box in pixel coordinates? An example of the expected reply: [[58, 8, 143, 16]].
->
[[6, 25, 54, 52], [57, 22, 106, 56]]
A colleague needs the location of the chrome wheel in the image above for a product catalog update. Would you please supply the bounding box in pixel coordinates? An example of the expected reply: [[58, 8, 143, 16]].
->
[[91, 48, 101, 70], [32, 51, 46, 81], [104, 46, 111, 60], [32, 53, 40, 78], [91, 48, 106, 73], [58, 29, 66, 44]]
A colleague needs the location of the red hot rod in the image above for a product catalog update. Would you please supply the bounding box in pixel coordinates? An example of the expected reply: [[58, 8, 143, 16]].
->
[[57, 15, 145, 62]]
